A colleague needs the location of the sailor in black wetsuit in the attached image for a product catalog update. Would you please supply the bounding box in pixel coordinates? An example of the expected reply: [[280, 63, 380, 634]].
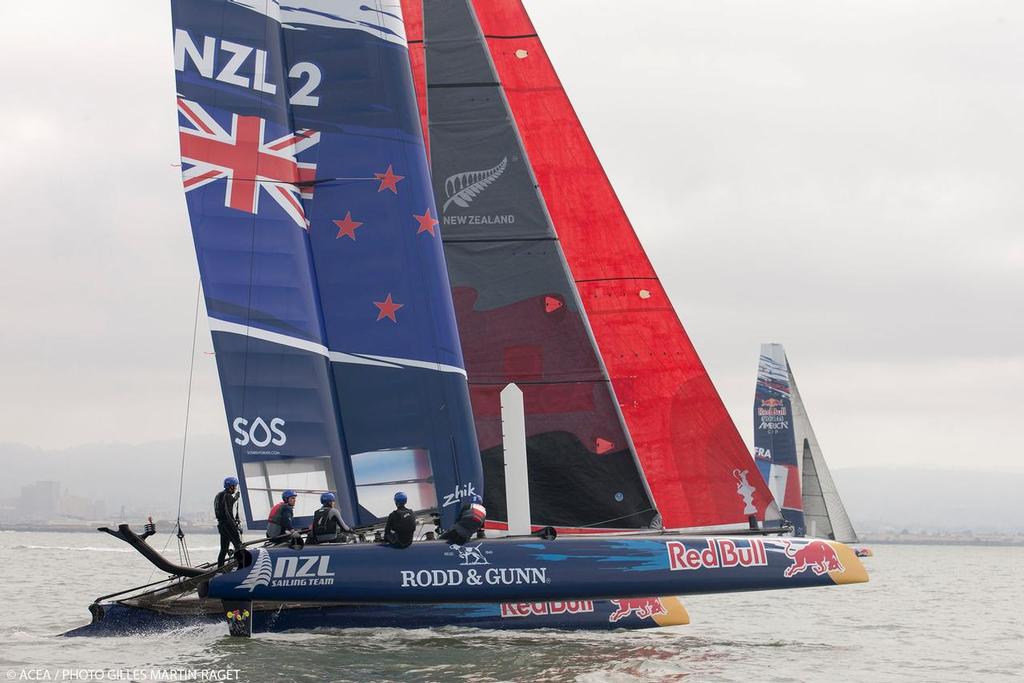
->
[[440, 494, 487, 546], [308, 492, 353, 544], [383, 491, 416, 548], [215, 476, 243, 567]]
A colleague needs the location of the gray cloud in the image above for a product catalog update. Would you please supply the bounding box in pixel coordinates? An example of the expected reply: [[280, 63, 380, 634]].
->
[[0, 1, 1019, 475]]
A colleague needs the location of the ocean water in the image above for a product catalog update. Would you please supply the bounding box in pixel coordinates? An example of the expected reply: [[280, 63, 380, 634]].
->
[[1, 531, 1021, 682]]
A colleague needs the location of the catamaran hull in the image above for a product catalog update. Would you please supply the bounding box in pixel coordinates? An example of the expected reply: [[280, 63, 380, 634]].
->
[[65, 597, 689, 636], [210, 535, 867, 603]]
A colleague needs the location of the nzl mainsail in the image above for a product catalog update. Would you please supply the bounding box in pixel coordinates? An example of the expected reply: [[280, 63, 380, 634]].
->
[[172, 0, 481, 531], [754, 343, 858, 543]]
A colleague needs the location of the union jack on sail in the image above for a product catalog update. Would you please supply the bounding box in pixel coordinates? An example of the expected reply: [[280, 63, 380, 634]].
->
[[176, 97, 320, 228]]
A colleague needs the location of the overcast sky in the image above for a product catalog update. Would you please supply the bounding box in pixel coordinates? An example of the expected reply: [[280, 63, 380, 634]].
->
[[0, 1, 1019, 473]]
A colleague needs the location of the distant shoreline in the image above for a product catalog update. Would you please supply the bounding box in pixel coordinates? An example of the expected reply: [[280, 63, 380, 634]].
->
[[861, 537, 1024, 548]]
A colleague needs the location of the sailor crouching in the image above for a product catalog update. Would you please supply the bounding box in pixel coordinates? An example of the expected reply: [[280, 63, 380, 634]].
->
[[266, 489, 301, 547], [307, 492, 354, 544], [440, 494, 487, 545]]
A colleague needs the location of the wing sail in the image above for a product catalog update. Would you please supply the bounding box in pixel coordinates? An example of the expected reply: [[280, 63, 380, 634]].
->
[[412, 0, 658, 531], [463, 1, 780, 529], [171, 0, 481, 531]]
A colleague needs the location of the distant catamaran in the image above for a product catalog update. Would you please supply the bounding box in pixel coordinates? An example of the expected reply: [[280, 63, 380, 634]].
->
[[754, 343, 864, 548]]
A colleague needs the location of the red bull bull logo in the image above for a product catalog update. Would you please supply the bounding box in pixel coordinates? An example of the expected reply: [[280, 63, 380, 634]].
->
[[783, 540, 845, 577], [667, 538, 768, 571], [608, 597, 667, 622], [758, 398, 786, 417], [500, 600, 594, 618]]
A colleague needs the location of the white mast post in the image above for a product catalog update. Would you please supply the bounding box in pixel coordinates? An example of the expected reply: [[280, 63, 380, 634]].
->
[[501, 383, 531, 537]]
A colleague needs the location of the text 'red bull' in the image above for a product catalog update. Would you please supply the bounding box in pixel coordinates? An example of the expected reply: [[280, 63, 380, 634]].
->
[[666, 539, 768, 571], [500, 600, 594, 618], [608, 598, 667, 622]]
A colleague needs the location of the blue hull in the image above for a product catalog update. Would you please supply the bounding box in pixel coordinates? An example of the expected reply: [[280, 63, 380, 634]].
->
[[210, 535, 867, 603], [65, 597, 688, 636]]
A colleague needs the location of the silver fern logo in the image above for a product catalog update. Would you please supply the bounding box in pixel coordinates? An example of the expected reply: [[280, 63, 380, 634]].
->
[[443, 157, 508, 210], [237, 548, 272, 592]]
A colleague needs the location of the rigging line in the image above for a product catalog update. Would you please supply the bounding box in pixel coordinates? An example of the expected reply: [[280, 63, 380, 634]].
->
[[534, 506, 658, 530], [578, 506, 658, 528], [174, 281, 202, 528], [173, 282, 202, 565]]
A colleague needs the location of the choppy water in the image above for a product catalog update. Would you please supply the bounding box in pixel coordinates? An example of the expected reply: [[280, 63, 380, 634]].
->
[[2, 531, 1022, 681]]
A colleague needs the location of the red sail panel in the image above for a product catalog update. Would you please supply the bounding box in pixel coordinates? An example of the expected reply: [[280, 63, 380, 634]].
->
[[400, 0, 429, 150], [471, 1, 777, 528]]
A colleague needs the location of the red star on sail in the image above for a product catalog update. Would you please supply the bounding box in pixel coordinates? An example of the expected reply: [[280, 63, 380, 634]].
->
[[374, 165, 404, 194], [333, 211, 363, 240], [414, 208, 439, 236], [373, 293, 404, 322]]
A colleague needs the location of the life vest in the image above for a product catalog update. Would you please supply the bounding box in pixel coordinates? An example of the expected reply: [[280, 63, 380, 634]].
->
[[312, 507, 340, 542], [266, 501, 289, 538], [467, 503, 487, 526], [385, 508, 416, 548], [455, 502, 487, 536]]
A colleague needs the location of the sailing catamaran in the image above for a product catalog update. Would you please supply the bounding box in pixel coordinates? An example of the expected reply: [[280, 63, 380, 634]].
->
[[69, 1, 866, 637], [754, 343, 871, 555]]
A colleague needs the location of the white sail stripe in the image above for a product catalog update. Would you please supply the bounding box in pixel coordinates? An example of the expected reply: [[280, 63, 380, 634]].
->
[[350, 353, 468, 377], [208, 318, 467, 377], [208, 318, 329, 356], [328, 352, 403, 369], [226, 0, 408, 47]]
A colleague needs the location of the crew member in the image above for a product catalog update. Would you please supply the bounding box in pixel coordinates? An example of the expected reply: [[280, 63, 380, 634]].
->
[[308, 492, 353, 544], [383, 491, 416, 548], [215, 476, 243, 567], [440, 493, 487, 545], [266, 489, 298, 545]]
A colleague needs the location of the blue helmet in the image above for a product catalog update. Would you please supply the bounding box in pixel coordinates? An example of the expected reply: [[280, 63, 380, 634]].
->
[[320, 492, 336, 505], [223, 476, 239, 488], [282, 489, 297, 501], [393, 491, 408, 505]]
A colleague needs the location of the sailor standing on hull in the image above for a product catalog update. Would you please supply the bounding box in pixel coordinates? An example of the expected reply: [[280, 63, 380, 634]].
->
[[267, 490, 299, 546], [215, 477, 243, 568], [308, 492, 354, 544]]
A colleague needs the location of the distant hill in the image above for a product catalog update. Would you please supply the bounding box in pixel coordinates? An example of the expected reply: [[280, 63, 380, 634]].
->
[[1, 440, 1021, 532], [832, 467, 1024, 533]]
